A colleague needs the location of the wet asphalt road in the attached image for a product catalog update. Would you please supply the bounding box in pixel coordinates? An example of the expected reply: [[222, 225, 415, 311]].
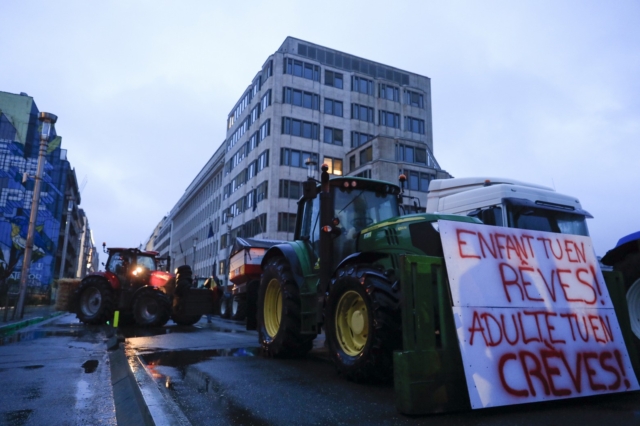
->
[[126, 317, 640, 426], [0, 314, 116, 426]]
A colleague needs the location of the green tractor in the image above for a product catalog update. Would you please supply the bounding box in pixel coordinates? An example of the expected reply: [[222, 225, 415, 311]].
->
[[250, 165, 479, 381]]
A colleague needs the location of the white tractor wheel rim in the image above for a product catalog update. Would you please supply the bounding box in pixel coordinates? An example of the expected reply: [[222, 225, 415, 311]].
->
[[626, 278, 640, 339]]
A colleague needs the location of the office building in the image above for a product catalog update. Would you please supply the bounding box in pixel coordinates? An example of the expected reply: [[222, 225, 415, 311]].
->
[[151, 37, 450, 281]]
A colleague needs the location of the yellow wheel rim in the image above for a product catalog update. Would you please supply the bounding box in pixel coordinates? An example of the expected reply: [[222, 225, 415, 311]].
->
[[264, 278, 282, 338], [335, 290, 369, 357]]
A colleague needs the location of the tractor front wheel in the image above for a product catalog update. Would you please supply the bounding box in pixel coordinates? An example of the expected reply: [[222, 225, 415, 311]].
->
[[257, 257, 313, 357], [133, 289, 171, 327], [76, 277, 115, 325], [325, 265, 401, 382]]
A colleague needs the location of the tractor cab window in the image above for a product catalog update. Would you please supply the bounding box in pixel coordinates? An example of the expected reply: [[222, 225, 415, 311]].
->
[[107, 252, 125, 274], [300, 196, 321, 256], [136, 255, 157, 271], [107, 251, 133, 283], [333, 185, 399, 262]]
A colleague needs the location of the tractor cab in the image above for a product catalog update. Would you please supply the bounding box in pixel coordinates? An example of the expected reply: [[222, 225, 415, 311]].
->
[[296, 174, 401, 273], [105, 248, 159, 288]]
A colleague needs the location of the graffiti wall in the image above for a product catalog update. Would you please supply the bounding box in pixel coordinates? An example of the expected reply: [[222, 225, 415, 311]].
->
[[0, 94, 65, 295]]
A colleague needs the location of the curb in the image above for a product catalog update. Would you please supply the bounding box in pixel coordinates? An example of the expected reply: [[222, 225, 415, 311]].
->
[[0, 311, 65, 334], [109, 343, 191, 426]]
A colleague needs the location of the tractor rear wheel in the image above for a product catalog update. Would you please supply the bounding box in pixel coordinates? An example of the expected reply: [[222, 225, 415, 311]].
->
[[257, 257, 313, 357], [231, 295, 246, 320], [76, 277, 115, 325], [325, 264, 401, 382], [219, 296, 231, 318], [133, 289, 171, 327]]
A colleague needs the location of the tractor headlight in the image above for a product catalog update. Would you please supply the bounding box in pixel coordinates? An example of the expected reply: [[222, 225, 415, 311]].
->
[[132, 266, 143, 276]]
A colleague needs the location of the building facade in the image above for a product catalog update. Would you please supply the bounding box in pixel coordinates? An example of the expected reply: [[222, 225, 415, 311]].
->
[[0, 91, 95, 301], [151, 37, 450, 283]]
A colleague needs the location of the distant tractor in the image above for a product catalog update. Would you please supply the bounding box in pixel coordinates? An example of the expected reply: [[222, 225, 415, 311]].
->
[[74, 245, 215, 327]]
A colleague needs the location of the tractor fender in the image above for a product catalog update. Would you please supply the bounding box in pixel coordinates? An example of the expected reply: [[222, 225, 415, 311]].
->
[[262, 244, 305, 287], [82, 271, 120, 290], [333, 252, 398, 297], [334, 251, 389, 272], [131, 284, 167, 301]]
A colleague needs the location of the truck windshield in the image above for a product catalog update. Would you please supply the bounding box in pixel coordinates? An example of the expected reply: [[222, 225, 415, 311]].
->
[[507, 206, 589, 236]]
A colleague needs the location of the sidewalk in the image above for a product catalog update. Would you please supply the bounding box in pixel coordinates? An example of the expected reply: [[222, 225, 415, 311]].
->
[[0, 304, 65, 335]]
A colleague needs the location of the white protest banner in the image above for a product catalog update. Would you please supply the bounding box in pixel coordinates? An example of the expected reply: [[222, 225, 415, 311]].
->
[[438, 220, 639, 409]]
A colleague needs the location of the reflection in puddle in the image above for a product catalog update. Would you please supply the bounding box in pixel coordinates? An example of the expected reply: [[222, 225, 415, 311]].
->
[[119, 324, 245, 338], [141, 347, 260, 368]]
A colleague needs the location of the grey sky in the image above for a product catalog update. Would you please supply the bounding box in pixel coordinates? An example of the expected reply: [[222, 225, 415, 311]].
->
[[1, 0, 638, 265]]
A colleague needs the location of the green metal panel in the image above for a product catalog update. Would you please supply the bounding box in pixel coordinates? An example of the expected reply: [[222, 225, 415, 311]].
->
[[394, 254, 470, 415]]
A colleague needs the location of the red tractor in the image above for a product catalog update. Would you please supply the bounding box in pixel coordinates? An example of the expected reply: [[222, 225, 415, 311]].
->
[[74, 246, 215, 327]]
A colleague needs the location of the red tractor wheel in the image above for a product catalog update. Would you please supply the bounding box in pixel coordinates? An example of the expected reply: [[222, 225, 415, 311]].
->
[[133, 289, 171, 327], [76, 277, 115, 325]]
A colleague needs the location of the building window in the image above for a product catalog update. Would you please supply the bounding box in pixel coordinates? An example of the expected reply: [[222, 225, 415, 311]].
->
[[284, 58, 320, 82], [262, 60, 273, 81], [349, 155, 356, 172], [281, 117, 319, 140], [324, 157, 343, 176], [260, 89, 272, 113], [396, 143, 427, 165], [350, 131, 374, 148], [355, 169, 371, 179], [279, 180, 302, 199], [324, 127, 343, 145], [401, 169, 434, 192], [404, 89, 424, 108], [283, 87, 319, 110], [324, 98, 343, 117], [405, 117, 425, 134], [359, 147, 372, 165], [257, 150, 269, 171], [244, 213, 267, 237], [250, 105, 260, 126], [325, 70, 343, 89], [351, 75, 373, 95], [351, 104, 375, 123], [256, 180, 269, 201], [259, 119, 271, 141], [379, 110, 400, 128], [281, 148, 319, 168], [379, 83, 399, 101], [278, 212, 297, 233]]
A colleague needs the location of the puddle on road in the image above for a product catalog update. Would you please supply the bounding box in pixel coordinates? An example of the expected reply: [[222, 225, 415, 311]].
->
[[141, 347, 260, 369], [119, 323, 246, 338]]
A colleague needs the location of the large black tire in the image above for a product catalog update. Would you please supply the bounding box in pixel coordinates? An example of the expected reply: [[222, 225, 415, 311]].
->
[[133, 289, 171, 327], [76, 277, 115, 325], [257, 257, 314, 357], [171, 311, 202, 326], [219, 296, 231, 319], [231, 295, 246, 321], [325, 264, 402, 382]]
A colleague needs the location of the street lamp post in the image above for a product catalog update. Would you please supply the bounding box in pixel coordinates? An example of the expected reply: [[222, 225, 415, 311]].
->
[[15, 112, 57, 319], [58, 197, 73, 279], [192, 238, 198, 269]]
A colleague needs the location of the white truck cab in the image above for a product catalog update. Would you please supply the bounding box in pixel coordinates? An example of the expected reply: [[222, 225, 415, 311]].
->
[[426, 177, 592, 236]]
